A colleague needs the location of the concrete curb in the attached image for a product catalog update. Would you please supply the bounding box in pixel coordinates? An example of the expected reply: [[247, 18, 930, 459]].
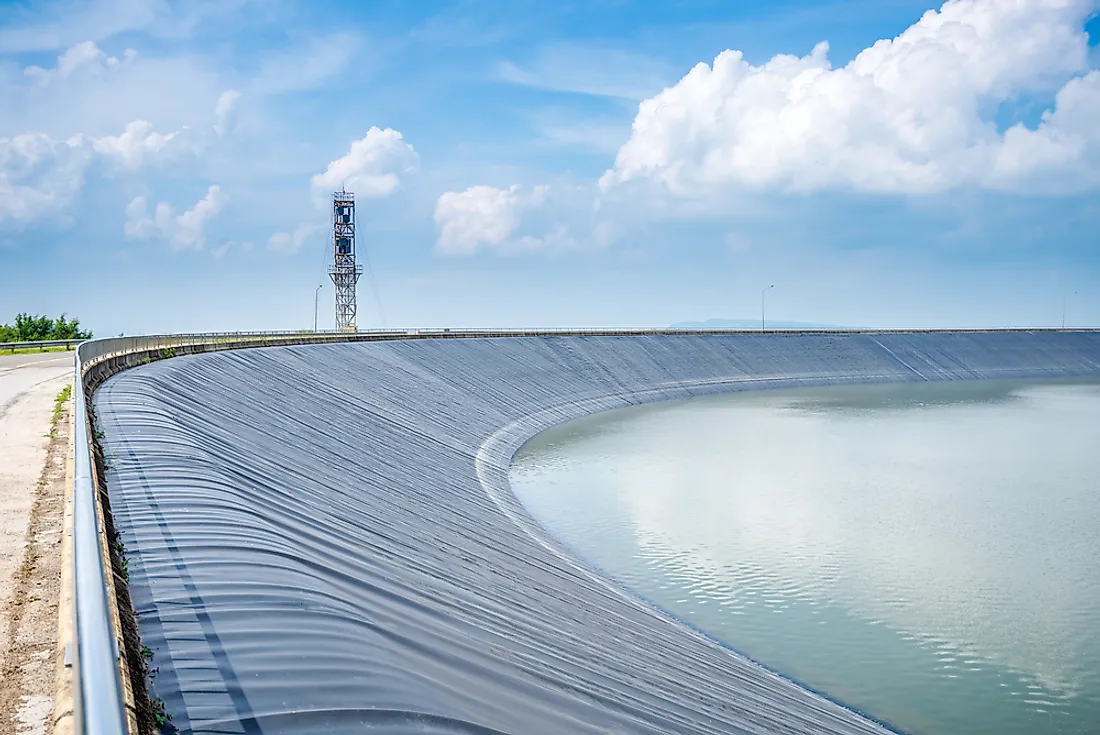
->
[[52, 383, 74, 735]]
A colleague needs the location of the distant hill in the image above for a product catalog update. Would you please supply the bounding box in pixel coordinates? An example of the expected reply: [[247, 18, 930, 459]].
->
[[669, 318, 852, 331]]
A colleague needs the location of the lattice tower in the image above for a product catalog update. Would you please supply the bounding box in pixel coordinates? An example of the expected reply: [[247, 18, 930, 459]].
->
[[329, 191, 363, 331]]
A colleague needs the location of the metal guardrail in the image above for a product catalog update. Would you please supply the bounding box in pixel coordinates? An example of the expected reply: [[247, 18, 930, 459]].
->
[[72, 330, 397, 734], [1, 338, 82, 352], [71, 345, 123, 734], [70, 325, 1100, 733]]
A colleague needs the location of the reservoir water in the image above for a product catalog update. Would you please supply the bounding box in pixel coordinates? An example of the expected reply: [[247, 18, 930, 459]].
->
[[509, 379, 1100, 735]]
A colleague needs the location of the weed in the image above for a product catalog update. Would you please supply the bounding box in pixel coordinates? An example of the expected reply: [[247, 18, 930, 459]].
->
[[48, 384, 71, 437], [150, 697, 173, 729], [52, 383, 71, 420], [12, 592, 39, 606]]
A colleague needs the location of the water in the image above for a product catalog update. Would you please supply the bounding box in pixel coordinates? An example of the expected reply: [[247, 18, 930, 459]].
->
[[510, 379, 1100, 735]]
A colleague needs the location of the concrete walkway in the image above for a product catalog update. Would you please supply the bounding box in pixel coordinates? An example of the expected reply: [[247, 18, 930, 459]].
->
[[0, 352, 73, 735]]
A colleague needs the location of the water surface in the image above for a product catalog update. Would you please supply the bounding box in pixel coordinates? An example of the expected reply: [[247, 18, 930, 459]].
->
[[510, 379, 1100, 735]]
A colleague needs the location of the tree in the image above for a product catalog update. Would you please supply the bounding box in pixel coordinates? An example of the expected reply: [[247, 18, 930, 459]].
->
[[0, 313, 93, 342], [51, 314, 92, 340]]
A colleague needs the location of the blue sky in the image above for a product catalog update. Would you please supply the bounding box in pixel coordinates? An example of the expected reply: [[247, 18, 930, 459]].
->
[[1, 0, 1098, 335]]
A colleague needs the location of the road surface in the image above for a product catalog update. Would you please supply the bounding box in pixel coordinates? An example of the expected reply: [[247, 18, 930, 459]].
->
[[0, 351, 72, 735]]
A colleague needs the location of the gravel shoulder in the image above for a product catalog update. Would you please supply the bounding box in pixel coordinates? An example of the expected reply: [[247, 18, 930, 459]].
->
[[0, 357, 72, 735]]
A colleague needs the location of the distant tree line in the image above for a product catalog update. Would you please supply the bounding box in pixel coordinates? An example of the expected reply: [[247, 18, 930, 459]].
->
[[0, 313, 93, 342]]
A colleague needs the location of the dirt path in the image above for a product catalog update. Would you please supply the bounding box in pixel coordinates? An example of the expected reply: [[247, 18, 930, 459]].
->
[[0, 377, 71, 735]]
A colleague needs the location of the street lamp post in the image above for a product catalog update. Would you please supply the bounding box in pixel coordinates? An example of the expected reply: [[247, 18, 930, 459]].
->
[[761, 284, 775, 331], [314, 284, 323, 332]]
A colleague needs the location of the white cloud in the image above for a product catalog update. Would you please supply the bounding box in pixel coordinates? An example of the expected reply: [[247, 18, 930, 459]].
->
[[124, 185, 228, 251], [212, 239, 251, 259], [23, 40, 136, 84], [989, 70, 1100, 192], [434, 185, 530, 255], [90, 119, 180, 169], [497, 44, 676, 100], [288, 128, 416, 256], [310, 127, 419, 204], [0, 118, 190, 228], [529, 109, 632, 154], [2, 43, 226, 143], [434, 183, 600, 256], [0, 1, 158, 54], [251, 32, 362, 96], [0, 0, 252, 54], [0, 132, 90, 227], [213, 89, 240, 136], [602, 0, 1100, 196], [267, 223, 321, 254]]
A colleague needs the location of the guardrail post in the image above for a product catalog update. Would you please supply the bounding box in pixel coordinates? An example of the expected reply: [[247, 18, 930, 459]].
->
[[72, 352, 128, 735]]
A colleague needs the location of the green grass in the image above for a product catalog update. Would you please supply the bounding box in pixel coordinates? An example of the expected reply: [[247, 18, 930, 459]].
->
[[4, 345, 75, 355], [47, 384, 72, 439]]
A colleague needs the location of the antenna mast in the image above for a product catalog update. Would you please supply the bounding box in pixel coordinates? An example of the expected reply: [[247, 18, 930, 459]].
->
[[329, 190, 363, 331]]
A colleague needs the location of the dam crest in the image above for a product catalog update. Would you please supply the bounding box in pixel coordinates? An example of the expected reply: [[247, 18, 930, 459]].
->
[[93, 331, 1100, 733]]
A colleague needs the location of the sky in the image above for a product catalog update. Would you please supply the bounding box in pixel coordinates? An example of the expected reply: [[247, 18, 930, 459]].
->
[[1, 0, 1098, 335]]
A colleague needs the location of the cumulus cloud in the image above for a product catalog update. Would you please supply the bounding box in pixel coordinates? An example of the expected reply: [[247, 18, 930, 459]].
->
[[310, 127, 419, 204], [91, 120, 180, 169], [435, 185, 535, 255], [601, 0, 1100, 195], [213, 89, 241, 136], [990, 70, 1100, 191], [0, 132, 90, 227], [267, 128, 416, 259], [124, 185, 228, 251], [267, 223, 321, 254], [433, 183, 604, 256], [0, 118, 190, 228], [23, 41, 136, 84]]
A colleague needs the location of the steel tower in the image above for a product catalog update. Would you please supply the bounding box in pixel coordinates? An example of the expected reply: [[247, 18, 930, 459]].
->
[[329, 190, 363, 331]]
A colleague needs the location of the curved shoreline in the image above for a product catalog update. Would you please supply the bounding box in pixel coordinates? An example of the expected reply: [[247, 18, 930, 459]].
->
[[476, 375, 915, 733], [93, 332, 1100, 733]]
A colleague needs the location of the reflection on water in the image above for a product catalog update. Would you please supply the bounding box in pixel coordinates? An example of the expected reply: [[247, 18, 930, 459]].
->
[[510, 379, 1100, 735]]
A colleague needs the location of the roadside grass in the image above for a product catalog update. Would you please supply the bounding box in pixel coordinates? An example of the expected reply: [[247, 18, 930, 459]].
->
[[4, 345, 76, 355], [48, 384, 72, 439]]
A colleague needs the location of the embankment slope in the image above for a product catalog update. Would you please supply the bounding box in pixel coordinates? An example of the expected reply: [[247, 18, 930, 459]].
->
[[93, 331, 1100, 734]]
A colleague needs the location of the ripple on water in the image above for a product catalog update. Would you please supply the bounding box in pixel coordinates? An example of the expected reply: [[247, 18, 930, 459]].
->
[[511, 379, 1100, 735]]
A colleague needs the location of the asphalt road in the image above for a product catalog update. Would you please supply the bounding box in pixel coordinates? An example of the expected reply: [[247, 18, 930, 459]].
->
[[0, 349, 72, 634], [0, 352, 74, 413], [0, 350, 73, 735]]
